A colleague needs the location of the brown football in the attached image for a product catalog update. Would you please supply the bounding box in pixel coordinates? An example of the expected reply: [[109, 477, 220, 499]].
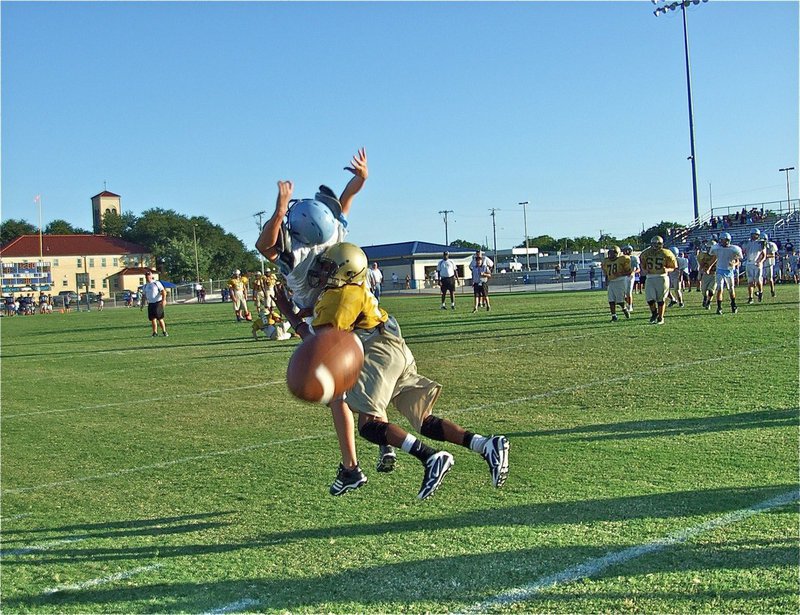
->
[[286, 328, 364, 403]]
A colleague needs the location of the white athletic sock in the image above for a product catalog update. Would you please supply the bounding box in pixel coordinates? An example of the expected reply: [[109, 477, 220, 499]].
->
[[400, 433, 418, 453], [469, 434, 488, 453]]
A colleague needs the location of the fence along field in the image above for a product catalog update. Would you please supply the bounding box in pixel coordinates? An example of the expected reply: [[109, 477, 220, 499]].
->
[[1, 290, 798, 613]]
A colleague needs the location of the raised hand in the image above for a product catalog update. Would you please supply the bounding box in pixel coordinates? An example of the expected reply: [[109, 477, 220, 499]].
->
[[344, 148, 368, 180]]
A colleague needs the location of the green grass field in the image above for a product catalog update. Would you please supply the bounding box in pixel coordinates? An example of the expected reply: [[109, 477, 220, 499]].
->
[[1, 288, 798, 613]]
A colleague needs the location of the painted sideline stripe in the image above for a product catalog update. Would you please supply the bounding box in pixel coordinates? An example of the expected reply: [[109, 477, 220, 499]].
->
[[3, 435, 324, 495], [454, 346, 779, 414], [202, 598, 260, 614], [463, 489, 800, 613], [4, 380, 285, 418], [3, 346, 785, 495], [42, 563, 162, 595], [0, 537, 83, 558]]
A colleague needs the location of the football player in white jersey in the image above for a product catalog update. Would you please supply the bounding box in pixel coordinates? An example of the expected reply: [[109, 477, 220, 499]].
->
[[741, 228, 766, 304], [255, 149, 395, 495], [667, 247, 687, 308], [710, 232, 743, 315], [761, 233, 779, 297]]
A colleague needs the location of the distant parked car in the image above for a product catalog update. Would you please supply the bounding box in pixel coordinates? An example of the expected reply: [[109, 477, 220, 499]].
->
[[52, 291, 79, 307]]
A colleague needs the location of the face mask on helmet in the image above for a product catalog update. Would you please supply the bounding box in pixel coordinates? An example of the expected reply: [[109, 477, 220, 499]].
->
[[308, 242, 368, 289], [651, 236, 664, 249], [287, 199, 337, 246]]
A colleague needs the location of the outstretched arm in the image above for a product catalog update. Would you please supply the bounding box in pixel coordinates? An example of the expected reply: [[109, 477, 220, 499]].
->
[[339, 148, 368, 217], [256, 181, 293, 261]]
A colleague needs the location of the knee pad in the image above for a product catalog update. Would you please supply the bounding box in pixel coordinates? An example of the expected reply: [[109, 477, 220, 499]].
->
[[358, 420, 389, 446], [420, 415, 445, 441]]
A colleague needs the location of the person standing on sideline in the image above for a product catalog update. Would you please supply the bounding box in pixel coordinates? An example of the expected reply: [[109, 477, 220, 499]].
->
[[470, 254, 492, 312], [589, 265, 597, 289], [569, 262, 578, 282], [367, 262, 383, 302], [470, 250, 494, 308], [639, 235, 678, 325], [143, 270, 168, 337], [437, 251, 458, 310]]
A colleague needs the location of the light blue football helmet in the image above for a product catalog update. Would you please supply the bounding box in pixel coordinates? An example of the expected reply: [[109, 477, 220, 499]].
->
[[670, 246, 679, 256], [287, 199, 337, 246], [719, 232, 732, 246]]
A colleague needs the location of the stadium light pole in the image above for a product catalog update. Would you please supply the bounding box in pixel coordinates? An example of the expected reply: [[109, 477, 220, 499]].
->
[[192, 224, 200, 284], [779, 167, 795, 213], [519, 201, 530, 271], [653, 0, 708, 223]]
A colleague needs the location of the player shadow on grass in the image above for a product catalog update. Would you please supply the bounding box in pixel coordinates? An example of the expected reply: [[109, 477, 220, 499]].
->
[[5, 484, 795, 569], [0, 511, 233, 542], [3, 529, 797, 612], [505, 408, 797, 443], [1, 337, 266, 359]]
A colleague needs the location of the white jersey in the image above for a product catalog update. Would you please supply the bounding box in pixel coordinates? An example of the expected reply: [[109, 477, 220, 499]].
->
[[676, 256, 689, 273], [470, 254, 494, 270], [742, 239, 765, 264], [628, 254, 640, 274], [284, 221, 348, 310], [367, 267, 383, 289], [143, 280, 165, 303], [764, 241, 778, 264], [437, 259, 458, 278], [710, 244, 743, 274]]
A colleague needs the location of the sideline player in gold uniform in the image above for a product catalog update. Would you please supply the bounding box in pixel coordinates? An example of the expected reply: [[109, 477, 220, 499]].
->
[[601, 246, 632, 322], [697, 241, 718, 310], [638, 235, 678, 325], [276, 242, 509, 500], [227, 270, 250, 322]]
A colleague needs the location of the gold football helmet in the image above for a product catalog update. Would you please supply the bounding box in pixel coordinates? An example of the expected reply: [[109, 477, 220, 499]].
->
[[309, 242, 368, 288]]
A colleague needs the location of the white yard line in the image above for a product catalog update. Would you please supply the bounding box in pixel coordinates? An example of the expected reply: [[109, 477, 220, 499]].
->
[[42, 563, 163, 595], [0, 537, 84, 558], [453, 346, 778, 414], [3, 381, 285, 419], [202, 598, 260, 614], [447, 331, 599, 359], [4, 347, 783, 495], [462, 489, 800, 613], [3, 435, 324, 495]]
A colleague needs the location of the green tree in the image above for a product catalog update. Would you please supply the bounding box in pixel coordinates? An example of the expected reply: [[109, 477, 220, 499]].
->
[[525, 235, 558, 252], [44, 219, 89, 234], [102, 211, 137, 237], [642, 221, 685, 246], [0, 219, 37, 245], [449, 239, 482, 250], [154, 237, 213, 283]]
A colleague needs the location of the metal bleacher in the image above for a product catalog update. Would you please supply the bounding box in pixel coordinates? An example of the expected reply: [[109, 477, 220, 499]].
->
[[680, 205, 800, 251]]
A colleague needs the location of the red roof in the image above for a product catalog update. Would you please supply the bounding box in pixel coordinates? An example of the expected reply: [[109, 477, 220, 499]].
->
[[0, 235, 150, 258], [91, 191, 120, 198], [119, 267, 155, 275]]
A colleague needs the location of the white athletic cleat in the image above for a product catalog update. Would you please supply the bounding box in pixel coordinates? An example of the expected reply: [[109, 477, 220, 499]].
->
[[418, 451, 454, 500], [481, 436, 510, 488]]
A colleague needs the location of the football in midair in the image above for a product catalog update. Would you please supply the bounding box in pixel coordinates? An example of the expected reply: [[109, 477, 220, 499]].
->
[[286, 328, 364, 403]]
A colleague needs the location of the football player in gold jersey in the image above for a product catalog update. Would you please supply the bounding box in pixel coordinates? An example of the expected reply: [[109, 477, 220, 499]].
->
[[638, 235, 678, 325], [227, 270, 250, 321], [601, 246, 632, 322], [276, 242, 510, 500], [697, 241, 718, 309]]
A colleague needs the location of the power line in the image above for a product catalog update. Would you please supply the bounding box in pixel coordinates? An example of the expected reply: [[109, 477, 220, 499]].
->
[[438, 210, 454, 246]]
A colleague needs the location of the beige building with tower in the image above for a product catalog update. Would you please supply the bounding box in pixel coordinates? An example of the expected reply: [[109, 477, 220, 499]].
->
[[91, 190, 121, 234], [1, 189, 157, 298]]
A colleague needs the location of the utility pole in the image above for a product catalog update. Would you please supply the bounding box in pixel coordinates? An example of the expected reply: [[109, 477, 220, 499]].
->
[[438, 210, 454, 246], [254, 210, 266, 273], [519, 201, 530, 271], [489, 208, 500, 267]]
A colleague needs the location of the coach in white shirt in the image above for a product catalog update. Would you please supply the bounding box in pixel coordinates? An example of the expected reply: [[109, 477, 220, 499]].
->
[[437, 251, 459, 310], [143, 270, 168, 337], [367, 262, 383, 302]]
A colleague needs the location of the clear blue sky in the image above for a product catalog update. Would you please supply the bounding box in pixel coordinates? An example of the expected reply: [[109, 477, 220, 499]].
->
[[2, 1, 797, 251]]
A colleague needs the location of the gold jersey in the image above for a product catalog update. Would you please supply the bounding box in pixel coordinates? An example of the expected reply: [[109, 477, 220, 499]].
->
[[601, 255, 632, 281], [639, 247, 678, 275], [312, 283, 389, 332], [697, 251, 717, 273], [228, 277, 246, 293]]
